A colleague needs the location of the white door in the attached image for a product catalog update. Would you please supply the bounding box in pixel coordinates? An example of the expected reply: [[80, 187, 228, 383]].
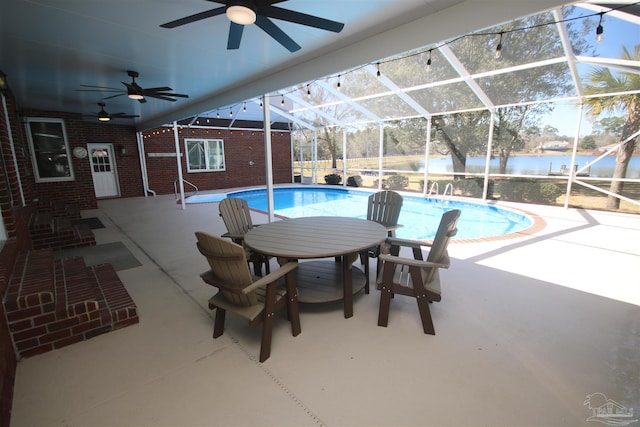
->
[[88, 143, 120, 198]]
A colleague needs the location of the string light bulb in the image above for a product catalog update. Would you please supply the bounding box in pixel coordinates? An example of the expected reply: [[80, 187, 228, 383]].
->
[[596, 12, 604, 43], [426, 50, 432, 72], [216, 110, 220, 119], [229, 108, 233, 117], [281, 94, 285, 106], [243, 102, 247, 113], [495, 32, 503, 59], [307, 84, 311, 98], [376, 63, 381, 79], [336, 75, 341, 91]]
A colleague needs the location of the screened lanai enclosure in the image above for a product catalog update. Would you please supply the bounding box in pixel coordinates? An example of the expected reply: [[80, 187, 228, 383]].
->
[[183, 1, 640, 212]]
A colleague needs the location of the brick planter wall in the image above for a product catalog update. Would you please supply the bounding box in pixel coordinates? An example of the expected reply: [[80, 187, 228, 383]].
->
[[4, 250, 139, 359]]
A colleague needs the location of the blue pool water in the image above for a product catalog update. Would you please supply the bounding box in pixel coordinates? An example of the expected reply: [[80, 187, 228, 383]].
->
[[186, 187, 534, 241]]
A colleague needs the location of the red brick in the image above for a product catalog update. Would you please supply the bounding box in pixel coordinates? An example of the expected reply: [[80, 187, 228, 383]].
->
[[39, 328, 72, 345], [19, 343, 53, 359]]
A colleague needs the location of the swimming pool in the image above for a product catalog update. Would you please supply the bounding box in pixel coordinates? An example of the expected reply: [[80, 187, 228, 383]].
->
[[186, 186, 535, 241]]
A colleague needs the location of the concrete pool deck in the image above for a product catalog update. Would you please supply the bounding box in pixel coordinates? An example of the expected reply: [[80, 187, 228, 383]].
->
[[9, 193, 640, 426]]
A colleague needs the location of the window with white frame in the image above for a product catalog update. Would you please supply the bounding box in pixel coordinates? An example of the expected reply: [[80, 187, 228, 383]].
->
[[185, 138, 225, 172], [25, 118, 74, 182]]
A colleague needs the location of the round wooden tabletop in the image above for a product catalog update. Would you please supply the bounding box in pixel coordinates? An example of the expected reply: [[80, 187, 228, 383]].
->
[[244, 216, 387, 259]]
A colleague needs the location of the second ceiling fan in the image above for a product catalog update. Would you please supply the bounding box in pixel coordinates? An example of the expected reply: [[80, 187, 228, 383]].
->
[[160, 0, 344, 53], [78, 70, 189, 103]]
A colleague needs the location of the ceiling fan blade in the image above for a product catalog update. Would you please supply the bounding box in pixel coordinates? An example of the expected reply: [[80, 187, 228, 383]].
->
[[141, 89, 189, 98], [103, 93, 126, 100], [144, 93, 179, 102], [227, 22, 244, 50], [110, 113, 140, 119], [263, 5, 344, 33], [160, 7, 225, 28], [255, 16, 301, 52], [77, 89, 124, 94], [143, 86, 173, 92], [78, 85, 123, 91]]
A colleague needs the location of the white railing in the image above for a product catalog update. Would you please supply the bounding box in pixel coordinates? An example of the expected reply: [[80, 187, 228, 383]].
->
[[174, 178, 198, 200]]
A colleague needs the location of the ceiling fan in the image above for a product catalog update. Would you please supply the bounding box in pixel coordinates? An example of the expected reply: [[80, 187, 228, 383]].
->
[[85, 103, 140, 122], [78, 70, 189, 103], [160, 0, 344, 53]]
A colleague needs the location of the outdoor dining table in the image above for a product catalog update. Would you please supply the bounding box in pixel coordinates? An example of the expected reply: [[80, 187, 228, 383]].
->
[[243, 216, 387, 318]]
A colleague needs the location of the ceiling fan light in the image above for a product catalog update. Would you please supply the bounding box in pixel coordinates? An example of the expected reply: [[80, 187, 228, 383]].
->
[[226, 1, 257, 25], [97, 104, 111, 121], [128, 92, 144, 100]]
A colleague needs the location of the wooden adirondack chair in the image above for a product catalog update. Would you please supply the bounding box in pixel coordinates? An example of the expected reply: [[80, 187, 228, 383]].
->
[[195, 231, 300, 362], [361, 190, 403, 292], [218, 197, 270, 275], [376, 209, 461, 335]]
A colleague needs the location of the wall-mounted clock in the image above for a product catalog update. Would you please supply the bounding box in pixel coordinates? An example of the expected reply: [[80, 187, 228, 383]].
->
[[72, 146, 88, 159]]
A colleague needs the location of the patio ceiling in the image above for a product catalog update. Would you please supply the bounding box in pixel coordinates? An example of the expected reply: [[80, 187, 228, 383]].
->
[[3, 0, 574, 132], [187, 1, 640, 133]]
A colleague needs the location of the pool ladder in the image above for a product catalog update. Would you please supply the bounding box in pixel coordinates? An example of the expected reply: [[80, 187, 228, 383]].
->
[[427, 182, 453, 208]]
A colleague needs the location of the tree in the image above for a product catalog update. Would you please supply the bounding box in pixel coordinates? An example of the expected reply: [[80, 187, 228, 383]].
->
[[583, 44, 640, 209], [594, 116, 625, 136], [580, 135, 597, 150], [432, 112, 489, 177]]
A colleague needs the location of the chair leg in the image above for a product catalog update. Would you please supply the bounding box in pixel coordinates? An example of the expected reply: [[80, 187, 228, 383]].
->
[[285, 270, 301, 336], [416, 295, 435, 335], [362, 250, 370, 294], [213, 308, 226, 338], [377, 287, 392, 327], [259, 282, 278, 362]]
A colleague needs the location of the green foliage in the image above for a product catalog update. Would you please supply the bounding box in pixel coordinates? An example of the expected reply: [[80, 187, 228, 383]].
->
[[495, 178, 561, 204], [373, 175, 408, 190], [324, 173, 342, 185], [385, 175, 409, 190], [346, 175, 363, 187], [580, 135, 597, 150]]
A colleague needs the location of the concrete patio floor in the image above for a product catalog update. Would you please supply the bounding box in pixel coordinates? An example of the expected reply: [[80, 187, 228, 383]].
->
[[9, 192, 640, 427]]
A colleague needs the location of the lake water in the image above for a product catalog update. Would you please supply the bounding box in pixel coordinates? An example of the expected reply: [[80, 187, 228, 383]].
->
[[417, 154, 640, 178]]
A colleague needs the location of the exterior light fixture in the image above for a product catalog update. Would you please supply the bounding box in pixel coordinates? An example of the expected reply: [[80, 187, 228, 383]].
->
[[226, 0, 257, 25], [596, 13, 604, 43], [0, 69, 7, 94], [495, 33, 503, 59]]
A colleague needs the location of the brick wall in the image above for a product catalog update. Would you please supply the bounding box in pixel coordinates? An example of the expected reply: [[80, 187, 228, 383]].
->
[[142, 127, 292, 195], [0, 90, 25, 427], [19, 110, 144, 209]]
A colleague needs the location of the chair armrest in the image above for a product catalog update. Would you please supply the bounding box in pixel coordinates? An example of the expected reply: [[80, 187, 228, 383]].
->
[[385, 236, 427, 249], [221, 232, 245, 241], [378, 253, 450, 269], [242, 261, 298, 294]]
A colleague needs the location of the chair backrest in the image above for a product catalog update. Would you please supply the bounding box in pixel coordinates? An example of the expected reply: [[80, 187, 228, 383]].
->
[[367, 190, 403, 229], [195, 231, 258, 306], [424, 209, 461, 283], [219, 197, 254, 239]]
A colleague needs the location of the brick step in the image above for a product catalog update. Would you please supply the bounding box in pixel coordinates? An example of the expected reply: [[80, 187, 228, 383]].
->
[[3, 249, 138, 359], [29, 215, 96, 251]]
